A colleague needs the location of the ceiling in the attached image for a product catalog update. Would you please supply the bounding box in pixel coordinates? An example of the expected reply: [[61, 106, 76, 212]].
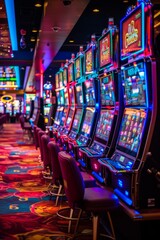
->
[[1, 0, 152, 93]]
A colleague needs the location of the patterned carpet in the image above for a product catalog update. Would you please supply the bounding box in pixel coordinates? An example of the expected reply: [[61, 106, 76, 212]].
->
[[0, 123, 95, 240]]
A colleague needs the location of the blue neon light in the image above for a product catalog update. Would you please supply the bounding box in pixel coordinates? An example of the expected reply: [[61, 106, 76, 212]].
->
[[14, 66, 20, 88], [114, 189, 133, 206], [92, 171, 104, 183], [5, 0, 18, 51]]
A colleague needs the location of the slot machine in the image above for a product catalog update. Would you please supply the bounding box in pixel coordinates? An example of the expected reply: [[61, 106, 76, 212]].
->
[[55, 55, 75, 141], [43, 81, 53, 125], [53, 67, 66, 131], [29, 96, 45, 130], [61, 46, 86, 151], [68, 35, 100, 160], [78, 19, 123, 183], [98, 1, 160, 212], [57, 54, 76, 147]]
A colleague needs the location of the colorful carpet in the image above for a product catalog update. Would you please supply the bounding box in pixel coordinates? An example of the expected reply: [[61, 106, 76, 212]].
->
[[0, 123, 95, 240]]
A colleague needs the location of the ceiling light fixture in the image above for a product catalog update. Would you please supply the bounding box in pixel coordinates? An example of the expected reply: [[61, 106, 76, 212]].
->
[[34, 1, 42, 7], [93, 8, 100, 13]]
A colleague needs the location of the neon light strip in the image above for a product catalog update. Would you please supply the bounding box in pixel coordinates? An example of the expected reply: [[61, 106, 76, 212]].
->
[[5, 0, 18, 51], [15, 66, 20, 87]]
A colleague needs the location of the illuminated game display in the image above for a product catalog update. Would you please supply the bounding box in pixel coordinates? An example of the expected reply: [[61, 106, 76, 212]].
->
[[100, 73, 115, 106], [72, 108, 83, 131], [54, 106, 64, 126], [81, 108, 95, 137], [84, 47, 95, 74], [75, 84, 83, 105], [65, 108, 75, 129], [63, 67, 68, 86], [120, 4, 144, 60], [117, 108, 146, 159], [84, 79, 96, 105], [99, 30, 112, 69], [95, 109, 115, 142], [122, 61, 147, 106], [75, 55, 83, 80], [68, 61, 74, 83]]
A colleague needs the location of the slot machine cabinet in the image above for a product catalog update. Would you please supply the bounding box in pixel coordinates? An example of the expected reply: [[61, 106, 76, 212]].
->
[[55, 55, 76, 147], [98, 1, 160, 212], [78, 20, 123, 182], [67, 37, 100, 161], [52, 65, 68, 135]]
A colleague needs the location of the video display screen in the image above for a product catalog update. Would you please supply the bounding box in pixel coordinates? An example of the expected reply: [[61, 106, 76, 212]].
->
[[75, 83, 83, 105], [59, 71, 63, 88], [56, 89, 65, 105], [75, 56, 83, 80], [84, 47, 94, 73], [122, 61, 147, 106], [65, 108, 74, 128], [100, 73, 115, 106], [68, 85, 75, 105], [99, 30, 112, 69], [84, 79, 96, 105], [81, 107, 95, 137], [68, 62, 74, 83], [60, 107, 68, 126], [64, 87, 69, 105], [120, 4, 144, 60], [54, 106, 64, 125], [117, 108, 146, 157], [63, 67, 68, 86], [72, 108, 82, 131], [96, 109, 115, 142], [55, 73, 59, 89]]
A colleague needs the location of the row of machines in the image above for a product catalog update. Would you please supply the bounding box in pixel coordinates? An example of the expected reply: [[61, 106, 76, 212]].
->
[[50, 0, 160, 216]]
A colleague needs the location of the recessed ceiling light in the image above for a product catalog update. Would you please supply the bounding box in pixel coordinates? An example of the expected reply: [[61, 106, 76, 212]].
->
[[35, 1, 42, 7], [93, 8, 100, 13], [69, 40, 74, 43], [32, 29, 38, 33]]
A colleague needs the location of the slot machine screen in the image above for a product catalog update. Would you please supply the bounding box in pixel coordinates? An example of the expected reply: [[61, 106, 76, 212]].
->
[[98, 30, 112, 70], [68, 85, 75, 105], [75, 55, 83, 80], [100, 73, 115, 106], [81, 107, 95, 137], [120, 3, 144, 60], [63, 67, 68, 86], [54, 106, 64, 125], [64, 88, 69, 105], [84, 46, 95, 74], [68, 62, 74, 83], [59, 71, 63, 88], [55, 73, 59, 89], [72, 108, 82, 131], [95, 109, 115, 142], [117, 108, 146, 157], [60, 107, 68, 126], [56, 89, 65, 105], [75, 83, 83, 105], [65, 108, 74, 128], [84, 79, 96, 105], [122, 61, 147, 106]]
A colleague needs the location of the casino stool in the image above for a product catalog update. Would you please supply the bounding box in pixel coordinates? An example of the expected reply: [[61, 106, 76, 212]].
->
[[33, 125, 41, 149], [41, 134, 52, 178], [47, 141, 65, 206], [19, 114, 33, 140], [58, 151, 119, 240], [47, 143, 96, 206], [37, 130, 46, 165]]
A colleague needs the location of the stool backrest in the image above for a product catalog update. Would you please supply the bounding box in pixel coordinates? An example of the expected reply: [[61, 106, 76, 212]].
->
[[58, 151, 85, 209]]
